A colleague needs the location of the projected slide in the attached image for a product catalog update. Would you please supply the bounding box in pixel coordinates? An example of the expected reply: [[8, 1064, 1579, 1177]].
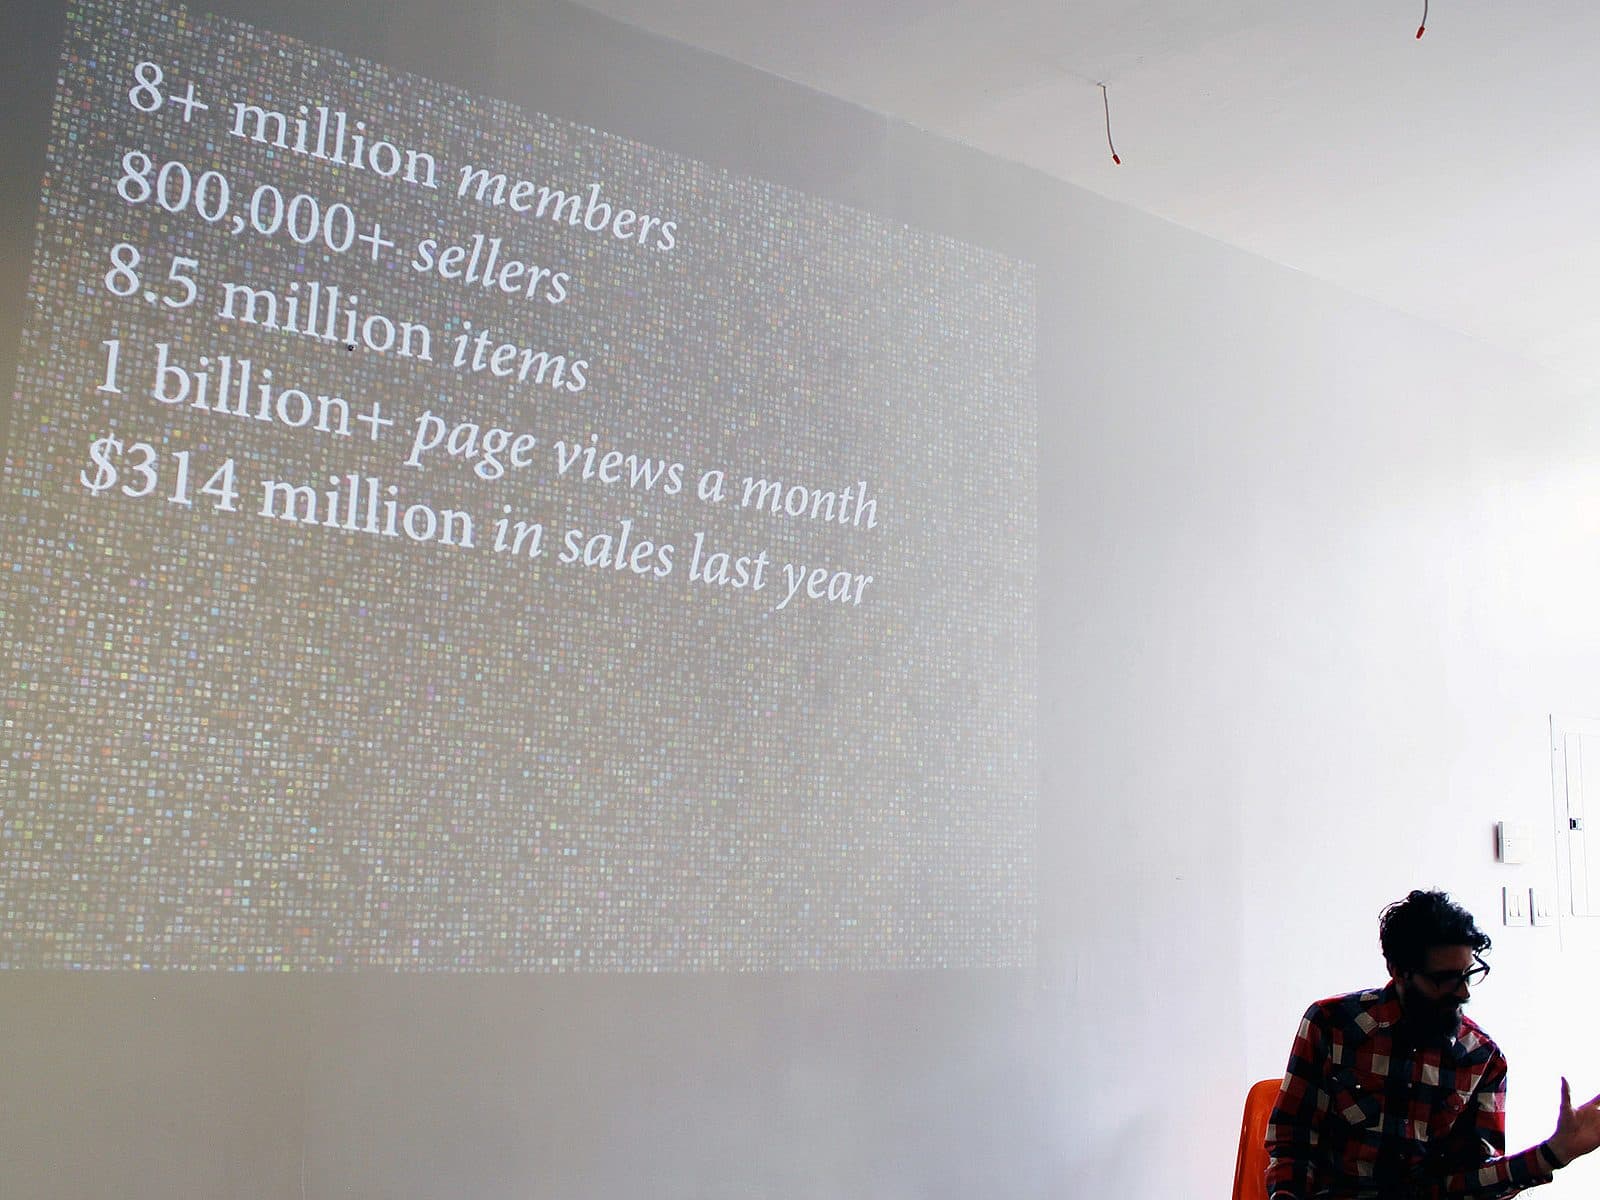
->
[[0, 0, 1036, 971]]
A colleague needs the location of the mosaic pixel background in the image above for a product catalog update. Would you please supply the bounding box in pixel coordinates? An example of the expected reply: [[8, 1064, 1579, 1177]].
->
[[0, 0, 1037, 971]]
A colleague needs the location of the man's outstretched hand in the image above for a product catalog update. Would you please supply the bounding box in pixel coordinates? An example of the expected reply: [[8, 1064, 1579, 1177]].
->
[[1547, 1077, 1600, 1166]]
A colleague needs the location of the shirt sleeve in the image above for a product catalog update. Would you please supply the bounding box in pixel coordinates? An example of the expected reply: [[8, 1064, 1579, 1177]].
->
[[1428, 1055, 1555, 1199], [1265, 1005, 1327, 1200]]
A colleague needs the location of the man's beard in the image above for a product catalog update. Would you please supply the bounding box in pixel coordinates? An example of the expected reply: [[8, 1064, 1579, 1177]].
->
[[1399, 979, 1464, 1043]]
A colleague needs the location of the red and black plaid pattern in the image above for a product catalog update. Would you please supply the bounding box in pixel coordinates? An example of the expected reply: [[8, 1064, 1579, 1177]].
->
[[1265, 985, 1552, 1199]]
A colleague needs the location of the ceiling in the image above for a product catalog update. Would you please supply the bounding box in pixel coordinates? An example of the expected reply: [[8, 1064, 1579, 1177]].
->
[[571, 0, 1600, 386]]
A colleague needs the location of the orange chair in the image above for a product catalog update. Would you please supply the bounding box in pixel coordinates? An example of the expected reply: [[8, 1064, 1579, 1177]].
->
[[1231, 1078, 1282, 1200]]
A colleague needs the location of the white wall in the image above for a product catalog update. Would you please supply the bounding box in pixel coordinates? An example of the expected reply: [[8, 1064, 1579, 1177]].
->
[[1028, 186, 1600, 1195]]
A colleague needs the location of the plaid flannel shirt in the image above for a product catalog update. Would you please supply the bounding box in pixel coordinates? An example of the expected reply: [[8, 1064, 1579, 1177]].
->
[[1265, 984, 1553, 1200]]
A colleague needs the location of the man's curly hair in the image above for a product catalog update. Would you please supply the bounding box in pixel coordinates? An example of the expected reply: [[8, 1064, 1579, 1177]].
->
[[1379, 889, 1490, 972]]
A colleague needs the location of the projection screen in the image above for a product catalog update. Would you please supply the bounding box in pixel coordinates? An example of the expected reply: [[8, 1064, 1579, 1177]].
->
[[1, 0, 1036, 974]]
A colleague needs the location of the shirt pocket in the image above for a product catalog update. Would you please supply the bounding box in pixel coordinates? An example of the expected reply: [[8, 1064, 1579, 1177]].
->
[[1328, 1067, 1383, 1129], [1427, 1088, 1475, 1138]]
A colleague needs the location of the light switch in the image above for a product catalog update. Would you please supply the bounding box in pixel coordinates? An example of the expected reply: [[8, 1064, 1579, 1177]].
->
[[1503, 886, 1529, 926], [1530, 887, 1555, 927]]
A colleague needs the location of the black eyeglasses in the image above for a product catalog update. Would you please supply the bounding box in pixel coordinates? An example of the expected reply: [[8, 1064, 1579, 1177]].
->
[[1409, 955, 1490, 990]]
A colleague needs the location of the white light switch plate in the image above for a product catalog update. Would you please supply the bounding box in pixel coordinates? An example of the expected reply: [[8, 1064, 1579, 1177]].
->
[[1504, 886, 1529, 926]]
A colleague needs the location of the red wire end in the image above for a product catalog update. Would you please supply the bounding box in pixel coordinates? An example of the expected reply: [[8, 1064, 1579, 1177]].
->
[[1111, 153, 1121, 165], [1415, 23, 1426, 38]]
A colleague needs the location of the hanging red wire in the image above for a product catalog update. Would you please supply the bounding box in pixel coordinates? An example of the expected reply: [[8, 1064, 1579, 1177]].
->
[[1099, 83, 1121, 164]]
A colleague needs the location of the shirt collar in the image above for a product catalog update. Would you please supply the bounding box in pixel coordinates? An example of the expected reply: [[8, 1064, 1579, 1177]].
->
[[1369, 980, 1404, 1029]]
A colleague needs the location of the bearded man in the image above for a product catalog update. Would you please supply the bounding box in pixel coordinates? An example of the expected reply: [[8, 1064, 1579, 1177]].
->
[[1266, 889, 1600, 1199]]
